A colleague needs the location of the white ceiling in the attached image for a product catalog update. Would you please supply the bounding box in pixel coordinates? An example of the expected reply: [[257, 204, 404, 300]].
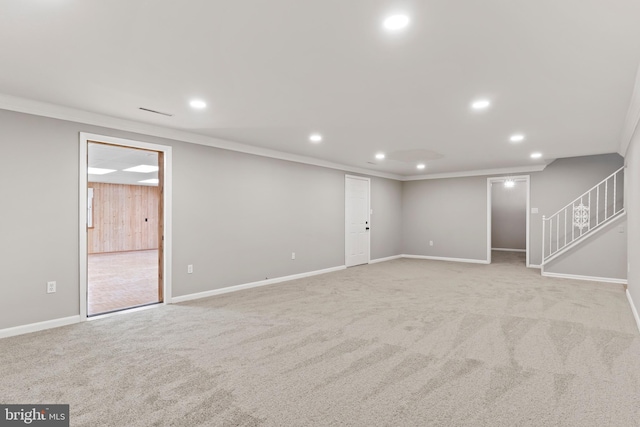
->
[[1, 1, 640, 177], [89, 143, 158, 186]]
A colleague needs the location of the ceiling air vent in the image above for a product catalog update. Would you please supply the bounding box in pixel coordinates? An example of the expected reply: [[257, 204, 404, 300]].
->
[[139, 107, 173, 117]]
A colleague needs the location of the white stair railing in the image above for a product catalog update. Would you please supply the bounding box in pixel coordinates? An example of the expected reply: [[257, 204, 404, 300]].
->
[[542, 166, 624, 265]]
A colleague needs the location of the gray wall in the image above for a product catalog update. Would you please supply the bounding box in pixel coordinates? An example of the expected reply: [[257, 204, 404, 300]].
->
[[0, 109, 402, 330], [529, 154, 624, 266], [370, 177, 403, 259], [401, 154, 626, 275], [172, 144, 346, 297], [626, 123, 640, 313], [491, 181, 526, 250], [544, 217, 627, 279], [402, 176, 488, 261], [0, 112, 79, 330]]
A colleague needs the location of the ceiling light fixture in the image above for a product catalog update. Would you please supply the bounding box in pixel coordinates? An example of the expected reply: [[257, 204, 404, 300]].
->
[[417, 163, 426, 170], [88, 167, 116, 175], [139, 179, 159, 184], [189, 99, 207, 109], [471, 99, 491, 110], [510, 134, 525, 143], [375, 153, 386, 160], [383, 15, 410, 31], [530, 152, 542, 159], [309, 134, 323, 143], [124, 165, 159, 173], [504, 179, 515, 188]]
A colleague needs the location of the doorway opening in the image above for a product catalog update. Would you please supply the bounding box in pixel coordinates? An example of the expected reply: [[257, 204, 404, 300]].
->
[[487, 175, 530, 266], [79, 133, 172, 319]]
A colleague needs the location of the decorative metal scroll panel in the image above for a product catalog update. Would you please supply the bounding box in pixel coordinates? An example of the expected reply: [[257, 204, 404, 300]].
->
[[572, 203, 590, 231]]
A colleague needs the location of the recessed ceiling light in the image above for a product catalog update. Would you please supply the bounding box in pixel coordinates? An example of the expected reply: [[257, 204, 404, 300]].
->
[[530, 152, 542, 159], [417, 163, 426, 170], [189, 99, 207, 109], [88, 167, 116, 175], [124, 165, 159, 173], [139, 179, 159, 184], [510, 134, 525, 143], [383, 15, 410, 31], [309, 134, 323, 143], [375, 153, 386, 160], [471, 99, 491, 110]]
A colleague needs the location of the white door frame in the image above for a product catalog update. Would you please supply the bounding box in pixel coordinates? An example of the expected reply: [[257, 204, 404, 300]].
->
[[345, 174, 371, 266], [486, 175, 530, 266], [79, 132, 173, 320]]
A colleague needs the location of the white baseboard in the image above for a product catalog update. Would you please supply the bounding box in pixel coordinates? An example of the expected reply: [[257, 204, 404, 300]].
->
[[171, 265, 347, 304], [492, 248, 526, 252], [626, 289, 640, 334], [528, 264, 542, 269], [369, 255, 402, 264], [0, 315, 81, 339], [401, 254, 490, 264], [541, 271, 627, 285]]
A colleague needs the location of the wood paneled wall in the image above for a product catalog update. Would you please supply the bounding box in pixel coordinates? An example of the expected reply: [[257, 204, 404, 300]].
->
[[88, 182, 160, 254]]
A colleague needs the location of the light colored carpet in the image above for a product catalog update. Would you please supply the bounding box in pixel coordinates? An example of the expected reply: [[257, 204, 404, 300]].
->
[[1, 252, 639, 426]]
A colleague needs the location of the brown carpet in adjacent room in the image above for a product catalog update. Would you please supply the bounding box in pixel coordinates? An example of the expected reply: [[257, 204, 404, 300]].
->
[[88, 249, 159, 316], [1, 252, 639, 426]]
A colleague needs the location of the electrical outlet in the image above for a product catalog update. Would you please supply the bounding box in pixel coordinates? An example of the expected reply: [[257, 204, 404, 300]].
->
[[47, 281, 56, 293], [291, 252, 296, 260], [429, 241, 434, 246], [187, 265, 193, 274]]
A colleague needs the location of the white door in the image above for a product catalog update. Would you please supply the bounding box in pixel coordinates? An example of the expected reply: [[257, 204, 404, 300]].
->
[[345, 175, 370, 267]]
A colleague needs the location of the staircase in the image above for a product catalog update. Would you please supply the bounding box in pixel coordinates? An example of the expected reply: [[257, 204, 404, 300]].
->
[[541, 166, 625, 267]]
